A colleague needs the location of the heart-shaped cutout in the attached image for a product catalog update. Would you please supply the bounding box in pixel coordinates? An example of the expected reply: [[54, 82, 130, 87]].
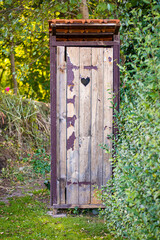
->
[[81, 77, 90, 87]]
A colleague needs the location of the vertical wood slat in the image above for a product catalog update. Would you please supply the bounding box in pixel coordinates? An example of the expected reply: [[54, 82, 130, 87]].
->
[[103, 48, 113, 184], [91, 48, 104, 204], [56, 47, 60, 204], [50, 35, 57, 205], [113, 41, 120, 137], [79, 47, 92, 205], [57, 46, 67, 204], [66, 47, 79, 204]]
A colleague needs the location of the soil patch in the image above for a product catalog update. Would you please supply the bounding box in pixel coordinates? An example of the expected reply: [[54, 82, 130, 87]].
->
[[0, 176, 50, 204]]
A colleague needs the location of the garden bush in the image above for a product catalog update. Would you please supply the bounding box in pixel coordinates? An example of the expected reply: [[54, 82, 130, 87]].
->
[[0, 92, 50, 172], [0, 92, 50, 149], [101, 4, 160, 240]]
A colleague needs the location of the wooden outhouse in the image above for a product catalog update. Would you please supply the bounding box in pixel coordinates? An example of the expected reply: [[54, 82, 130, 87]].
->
[[49, 19, 120, 209]]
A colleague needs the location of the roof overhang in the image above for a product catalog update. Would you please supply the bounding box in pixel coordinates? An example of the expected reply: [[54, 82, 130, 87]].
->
[[49, 19, 120, 42]]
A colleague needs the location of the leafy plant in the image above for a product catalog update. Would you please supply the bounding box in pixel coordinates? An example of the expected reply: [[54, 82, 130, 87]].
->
[[0, 0, 82, 101], [0, 92, 50, 149], [100, 2, 160, 240], [30, 148, 51, 177], [73, 206, 79, 215]]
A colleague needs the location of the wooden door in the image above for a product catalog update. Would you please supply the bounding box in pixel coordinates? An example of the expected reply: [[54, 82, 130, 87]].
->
[[56, 46, 113, 206]]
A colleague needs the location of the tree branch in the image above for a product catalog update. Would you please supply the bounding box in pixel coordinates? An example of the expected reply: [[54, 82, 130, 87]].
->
[[80, 0, 89, 19], [10, 40, 18, 94]]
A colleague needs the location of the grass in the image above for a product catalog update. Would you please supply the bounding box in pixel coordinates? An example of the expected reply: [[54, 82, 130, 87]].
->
[[0, 193, 115, 240]]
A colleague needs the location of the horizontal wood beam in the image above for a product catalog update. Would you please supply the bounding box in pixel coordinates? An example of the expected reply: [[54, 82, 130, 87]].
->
[[52, 41, 119, 47], [56, 33, 113, 37], [50, 23, 117, 28]]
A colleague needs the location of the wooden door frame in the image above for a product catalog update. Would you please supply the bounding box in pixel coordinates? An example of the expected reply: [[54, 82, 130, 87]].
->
[[50, 34, 120, 206]]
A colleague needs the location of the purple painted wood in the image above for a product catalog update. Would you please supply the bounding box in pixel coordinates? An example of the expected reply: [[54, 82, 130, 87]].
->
[[50, 34, 57, 205], [112, 34, 120, 176], [113, 35, 120, 136], [52, 41, 119, 47]]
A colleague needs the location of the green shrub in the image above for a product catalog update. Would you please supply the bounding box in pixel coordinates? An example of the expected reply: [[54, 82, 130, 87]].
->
[[101, 5, 160, 240], [30, 148, 51, 177], [0, 92, 50, 149]]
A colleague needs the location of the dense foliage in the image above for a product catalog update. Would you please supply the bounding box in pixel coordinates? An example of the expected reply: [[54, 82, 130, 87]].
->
[[1, 0, 160, 239], [101, 2, 160, 239], [0, 0, 81, 101]]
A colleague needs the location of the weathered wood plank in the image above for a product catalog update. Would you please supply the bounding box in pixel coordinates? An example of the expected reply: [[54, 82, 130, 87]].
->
[[52, 204, 105, 209], [56, 47, 60, 205], [79, 47, 92, 205], [91, 48, 104, 204], [57, 46, 67, 204], [50, 36, 57, 205], [103, 48, 113, 185], [56, 46, 114, 207], [52, 41, 119, 47], [66, 47, 79, 204]]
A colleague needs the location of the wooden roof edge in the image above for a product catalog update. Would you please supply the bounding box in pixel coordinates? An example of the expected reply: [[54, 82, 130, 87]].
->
[[50, 23, 120, 28], [48, 19, 120, 25], [48, 19, 120, 38]]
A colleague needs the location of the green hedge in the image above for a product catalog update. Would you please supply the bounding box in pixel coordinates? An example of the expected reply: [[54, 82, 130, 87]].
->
[[101, 5, 160, 240]]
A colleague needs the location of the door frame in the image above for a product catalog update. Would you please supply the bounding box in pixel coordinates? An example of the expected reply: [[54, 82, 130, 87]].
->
[[50, 35, 120, 206]]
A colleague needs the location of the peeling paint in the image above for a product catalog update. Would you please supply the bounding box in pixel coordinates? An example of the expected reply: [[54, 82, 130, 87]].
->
[[84, 65, 98, 70], [67, 115, 77, 128], [67, 55, 79, 92], [108, 56, 112, 63], [67, 95, 76, 106], [67, 132, 76, 151]]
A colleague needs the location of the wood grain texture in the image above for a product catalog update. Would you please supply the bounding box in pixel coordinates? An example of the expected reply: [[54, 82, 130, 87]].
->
[[55, 46, 114, 207], [91, 48, 104, 204], [57, 46, 67, 204], [52, 41, 119, 47], [79, 47, 92, 205], [50, 35, 57, 205], [113, 42, 120, 137], [52, 204, 105, 209], [66, 47, 79, 204], [103, 48, 113, 185], [56, 47, 60, 204]]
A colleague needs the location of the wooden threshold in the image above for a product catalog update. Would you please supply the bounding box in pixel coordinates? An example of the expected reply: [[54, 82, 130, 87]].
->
[[50, 204, 106, 209]]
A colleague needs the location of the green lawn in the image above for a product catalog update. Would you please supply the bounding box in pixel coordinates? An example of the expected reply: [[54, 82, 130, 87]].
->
[[0, 195, 115, 240]]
